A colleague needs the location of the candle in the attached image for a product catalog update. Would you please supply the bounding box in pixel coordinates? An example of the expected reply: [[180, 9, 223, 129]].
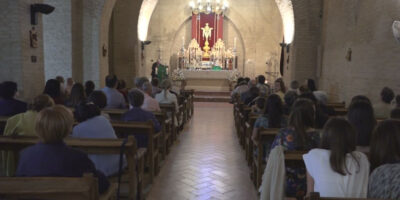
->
[[182, 36, 185, 47], [234, 37, 237, 49]]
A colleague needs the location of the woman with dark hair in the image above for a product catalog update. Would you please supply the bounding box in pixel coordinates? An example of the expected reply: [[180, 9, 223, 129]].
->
[[303, 118, 369, 198], [274, 78, 286, 101], [269, 98, 320, 198], [84, 80, 95, 97], [347, 100, 376, 149], [235, 77, 244, 89], [252, 94, 286, 144], [368, 120, 400, 199], [283, 91, 298, 115], [0, 81, 27, 116], [65, 83, 86, 108], [306, 79, 317, 92], [88, 90, 109, 119], [299, 92, 330, 129], [43, 79, 64, 104], [72, 102, 122, 176], [351, 95, 371, 105], [117, 79, 128, 102]]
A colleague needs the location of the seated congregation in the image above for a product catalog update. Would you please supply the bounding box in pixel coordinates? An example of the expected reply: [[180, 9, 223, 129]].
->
[[232, 75, 400, 200], [0, 75, 194, 199]]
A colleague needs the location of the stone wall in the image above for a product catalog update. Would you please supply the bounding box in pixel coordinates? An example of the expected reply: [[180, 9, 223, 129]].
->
[[319, 0, 400, 104], [0, 0, 45, 101], [283, 0, 322, 86], [43, 0, 72, 81], [108, 0, 142, 88]]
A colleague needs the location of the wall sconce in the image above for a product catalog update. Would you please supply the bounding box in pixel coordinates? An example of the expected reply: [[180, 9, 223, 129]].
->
[[346, 48, 352, 62], [31, 4, 55, 25], [141, 41, 152, 50], [102, 45, 107, 57], [392, 21, 400, 43], [280, 42, 290, 53]]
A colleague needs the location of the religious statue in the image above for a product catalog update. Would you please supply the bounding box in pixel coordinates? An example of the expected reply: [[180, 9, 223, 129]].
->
[[201, 23, 213, 41], [30, 27, 38, 48], [201, 23, 213, 58]]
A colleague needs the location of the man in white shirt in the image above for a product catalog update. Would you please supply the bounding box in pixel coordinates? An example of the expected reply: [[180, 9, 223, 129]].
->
[[256, 75, 270, 96], [101, 75, 126, 109]]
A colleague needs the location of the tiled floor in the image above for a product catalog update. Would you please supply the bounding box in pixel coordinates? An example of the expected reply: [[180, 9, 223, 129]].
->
[[146, 102, 258, 200]]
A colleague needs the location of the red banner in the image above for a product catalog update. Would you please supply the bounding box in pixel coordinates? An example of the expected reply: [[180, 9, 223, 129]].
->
[[191, 13, 223, 51]]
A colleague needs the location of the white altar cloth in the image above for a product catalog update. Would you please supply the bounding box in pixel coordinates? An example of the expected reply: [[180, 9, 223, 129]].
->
[[182, 70, 230, 80]]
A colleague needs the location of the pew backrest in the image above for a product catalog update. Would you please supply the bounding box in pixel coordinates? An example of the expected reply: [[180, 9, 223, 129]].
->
[[0, 173, 99, 200]]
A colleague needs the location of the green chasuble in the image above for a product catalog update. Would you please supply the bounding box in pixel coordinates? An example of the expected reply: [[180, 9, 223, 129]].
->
[[157, 64, 168, 82]]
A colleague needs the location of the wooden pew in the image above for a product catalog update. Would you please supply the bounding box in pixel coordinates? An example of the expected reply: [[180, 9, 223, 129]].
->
[[334, 107, 348, 116], [252, 128, 280, 188], [0, 173, 117, 200], [245, 114, 259, 166], [238, 106, 252, 148], [181, 89, 194, 118], [0, 136, 139, 200], [326, 102, 345, 109], [111, 121, 159, 183], [159, 103, 178, 142], [103, 109, 171, 158], [183, 90, 194, 120], [178, 95, 188, 126], [305, 192, 381, 200]]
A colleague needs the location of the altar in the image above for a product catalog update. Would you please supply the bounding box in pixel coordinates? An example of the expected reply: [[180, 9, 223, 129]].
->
[[183, 70, 232, 92], [183, 69, 230, 79], [172, 0, 239, 92]]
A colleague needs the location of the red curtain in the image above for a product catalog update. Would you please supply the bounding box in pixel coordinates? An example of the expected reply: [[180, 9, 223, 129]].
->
[[191, 13, 223, 50]]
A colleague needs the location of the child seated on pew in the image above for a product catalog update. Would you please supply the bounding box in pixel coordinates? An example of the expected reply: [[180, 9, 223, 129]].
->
[[268, 98, 320, 198], [252, 94, 287, 146], [250, 97, 266, 115], [16, 105, 110, 194], [303, 118, 369, 198], [122, 89, 161, 148], [368, 120, 400, 200], [72, 102, 123, 176]]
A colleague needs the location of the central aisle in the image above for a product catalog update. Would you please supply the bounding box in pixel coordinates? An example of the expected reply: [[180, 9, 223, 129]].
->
[[147, 102, 258, 200]]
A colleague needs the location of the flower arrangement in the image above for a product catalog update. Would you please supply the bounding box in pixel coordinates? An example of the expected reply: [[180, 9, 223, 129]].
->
[[171, 69, 186, 81], [227, 69, 241, 82]]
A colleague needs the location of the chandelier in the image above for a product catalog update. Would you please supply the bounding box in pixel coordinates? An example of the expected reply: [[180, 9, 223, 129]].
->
[[189, 0, 229, 15]]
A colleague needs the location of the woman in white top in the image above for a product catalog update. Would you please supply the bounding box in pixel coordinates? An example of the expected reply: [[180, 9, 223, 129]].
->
[[303, 118, 369, 198], [155, 79, 179, 126], [72, 102, 123, 176]]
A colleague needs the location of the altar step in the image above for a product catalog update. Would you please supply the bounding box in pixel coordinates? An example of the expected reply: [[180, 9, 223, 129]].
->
[[193, 91, 231, 103]]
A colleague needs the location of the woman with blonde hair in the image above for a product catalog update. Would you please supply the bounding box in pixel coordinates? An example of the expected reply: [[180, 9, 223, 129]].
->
[[2, 94, 55, 176], [4, 94, 54, 137], [16, 105, 110, 194]]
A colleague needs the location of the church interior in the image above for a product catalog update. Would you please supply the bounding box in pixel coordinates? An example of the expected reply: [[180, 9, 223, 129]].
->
[[1, 0, 400, 199]]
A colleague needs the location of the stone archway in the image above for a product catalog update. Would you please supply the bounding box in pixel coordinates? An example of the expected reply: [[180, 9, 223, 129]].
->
[[99, 0, 321, 86]]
